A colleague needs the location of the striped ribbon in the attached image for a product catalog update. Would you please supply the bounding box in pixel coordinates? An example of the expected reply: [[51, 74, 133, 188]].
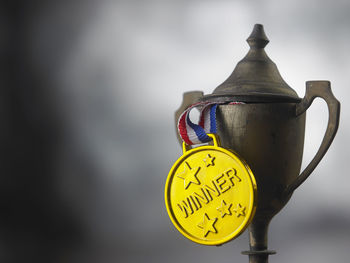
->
[[178, 101, 244, 145]]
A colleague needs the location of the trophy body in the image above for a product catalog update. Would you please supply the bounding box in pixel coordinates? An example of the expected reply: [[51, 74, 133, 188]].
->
[[217, 103, 305, 220]]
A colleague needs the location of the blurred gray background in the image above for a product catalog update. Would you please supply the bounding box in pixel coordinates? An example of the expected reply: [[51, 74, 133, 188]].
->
[[3, 0, 350, 262]]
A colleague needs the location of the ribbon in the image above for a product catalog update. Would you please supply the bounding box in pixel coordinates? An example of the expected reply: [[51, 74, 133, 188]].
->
[[178, 101, 244, 145]]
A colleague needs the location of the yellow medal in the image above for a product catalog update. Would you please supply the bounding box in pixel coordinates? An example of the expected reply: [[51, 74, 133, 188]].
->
[[165, 134, 257, 246]]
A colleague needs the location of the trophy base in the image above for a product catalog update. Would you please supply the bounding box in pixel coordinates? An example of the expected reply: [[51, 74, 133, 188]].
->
[[242, 250, 276, 255], [241, 250, 276, 263]]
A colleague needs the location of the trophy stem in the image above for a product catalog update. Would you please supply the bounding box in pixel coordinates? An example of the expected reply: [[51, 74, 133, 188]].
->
[[242, 218, 276, 263]]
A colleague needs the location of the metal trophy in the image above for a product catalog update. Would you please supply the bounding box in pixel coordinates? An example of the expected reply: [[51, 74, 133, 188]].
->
[[174, 24, 340, 263]]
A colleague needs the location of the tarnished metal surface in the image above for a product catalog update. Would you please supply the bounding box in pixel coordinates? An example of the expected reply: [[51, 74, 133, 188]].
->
[[216, 103, 305, 219], [175, 24, 341, 263]]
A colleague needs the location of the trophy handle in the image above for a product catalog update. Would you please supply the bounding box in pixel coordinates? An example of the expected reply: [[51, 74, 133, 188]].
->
[[285, 81, 340, 195], [174, 91, 204, 145]]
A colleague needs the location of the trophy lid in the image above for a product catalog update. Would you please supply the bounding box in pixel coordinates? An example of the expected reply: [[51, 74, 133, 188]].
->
[[203, 24, 301, 103]]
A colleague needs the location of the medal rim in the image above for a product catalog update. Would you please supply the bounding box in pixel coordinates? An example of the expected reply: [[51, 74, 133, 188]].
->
[[165, 145, 257, 246]]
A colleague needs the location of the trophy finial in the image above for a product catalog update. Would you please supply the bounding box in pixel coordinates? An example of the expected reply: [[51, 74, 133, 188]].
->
[[247, 24, 269, 49]]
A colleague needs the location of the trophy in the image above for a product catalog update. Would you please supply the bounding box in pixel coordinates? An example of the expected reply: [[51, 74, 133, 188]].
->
[[172, 24, 340, 263]]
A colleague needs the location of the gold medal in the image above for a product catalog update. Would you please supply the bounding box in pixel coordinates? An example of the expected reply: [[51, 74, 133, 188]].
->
[[165, 134, 257, 246]]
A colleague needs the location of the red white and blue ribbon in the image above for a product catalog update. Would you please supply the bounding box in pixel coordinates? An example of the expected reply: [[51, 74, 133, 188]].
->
[[178, 101, 244, 145]]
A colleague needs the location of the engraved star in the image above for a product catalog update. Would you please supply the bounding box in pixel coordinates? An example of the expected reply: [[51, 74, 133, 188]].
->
[[203, 154, 215, 167], [216, 200, 232, 218], [197, 213, 217, 237], [233, 203, 246, 217], [176, 162, 201, 189]]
